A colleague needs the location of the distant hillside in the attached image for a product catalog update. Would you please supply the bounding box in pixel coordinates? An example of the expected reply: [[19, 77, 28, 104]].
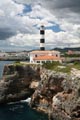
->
[[53, 47, 80, 52]]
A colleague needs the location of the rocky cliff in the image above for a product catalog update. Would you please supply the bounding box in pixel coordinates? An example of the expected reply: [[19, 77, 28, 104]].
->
[[0, 64, 41, 104], [0, 63, 80, 120], [30, 69, 80, 120]]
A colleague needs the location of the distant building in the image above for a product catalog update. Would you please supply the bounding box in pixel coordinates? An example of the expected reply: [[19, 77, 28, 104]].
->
[[67, 50, 80, 55], [67, 50, 74, 55], [0, 52, 8, 57]]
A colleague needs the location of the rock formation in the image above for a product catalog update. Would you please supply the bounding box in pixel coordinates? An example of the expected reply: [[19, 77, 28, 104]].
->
[[0, 63, 80, 120], [30, 68, 80, 120], [0, 64, 41, 104]]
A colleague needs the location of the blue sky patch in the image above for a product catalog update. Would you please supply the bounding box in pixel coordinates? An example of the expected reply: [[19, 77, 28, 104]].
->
[[17, 4, 32, 16], [46, 24, 64, 32], [23, 4, 32, 13]]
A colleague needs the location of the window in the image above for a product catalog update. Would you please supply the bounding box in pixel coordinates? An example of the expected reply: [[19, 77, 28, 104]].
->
[[35, 54, 37, 57], [42, 61, 45, 63], [37, 61, 40, 63], [46, 61, 50, 63]]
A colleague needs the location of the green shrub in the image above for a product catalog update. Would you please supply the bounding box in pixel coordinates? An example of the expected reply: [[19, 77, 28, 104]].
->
[[14, 61, 22, 66], [42, 61, 60, 69]]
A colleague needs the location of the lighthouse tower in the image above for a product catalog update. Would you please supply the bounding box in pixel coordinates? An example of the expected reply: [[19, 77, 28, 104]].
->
[[40, 25, 45, 50]]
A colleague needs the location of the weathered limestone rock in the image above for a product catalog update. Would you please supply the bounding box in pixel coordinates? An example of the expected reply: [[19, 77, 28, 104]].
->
[[0, 64, 41, 104], [31, 68, 80, 120], [0, 63, 80, 120]]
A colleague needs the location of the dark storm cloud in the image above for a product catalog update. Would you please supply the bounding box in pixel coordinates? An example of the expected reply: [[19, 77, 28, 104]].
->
[[0, 28, 16, 40], [12, 0, 80, 15], [54, 0, 80, 13], [41, 0, 80, 13], [13, 0, 80, 14]]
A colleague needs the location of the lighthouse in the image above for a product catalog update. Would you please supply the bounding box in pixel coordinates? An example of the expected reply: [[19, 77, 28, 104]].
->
[[40, 25, 45, 50]]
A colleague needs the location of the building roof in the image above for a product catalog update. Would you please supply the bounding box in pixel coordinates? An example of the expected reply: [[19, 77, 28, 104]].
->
[[33, 55, 61, 61], [30, 50, 60, 54]]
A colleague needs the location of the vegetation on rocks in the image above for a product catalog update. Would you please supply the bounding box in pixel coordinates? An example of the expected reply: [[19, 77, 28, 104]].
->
[[42, 61, 80, 73]]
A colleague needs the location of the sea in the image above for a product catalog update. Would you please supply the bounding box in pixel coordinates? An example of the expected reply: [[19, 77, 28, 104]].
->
[[0, 61, 48, 120]]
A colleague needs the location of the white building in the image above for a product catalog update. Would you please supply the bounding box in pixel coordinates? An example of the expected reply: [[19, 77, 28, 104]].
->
[[0, 52, 8, 58], [29, 50, 61, 64], [29, 25, 62, 64]]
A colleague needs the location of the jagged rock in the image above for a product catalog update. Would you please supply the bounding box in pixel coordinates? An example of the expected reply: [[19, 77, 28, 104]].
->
[[0, 64, 41, 104], [0, 63, 80, 120], [31, 68, 80, 120]]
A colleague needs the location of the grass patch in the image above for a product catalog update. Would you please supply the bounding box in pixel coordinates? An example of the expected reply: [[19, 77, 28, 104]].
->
[[55, 66, 71, 73], [42, 61, 80, 73], [13, 61, 80, 73], [42, 61, 60, 70], [14, 61, 23, 66], [72, 61, 80, 70], [14, 61, 41, 67]]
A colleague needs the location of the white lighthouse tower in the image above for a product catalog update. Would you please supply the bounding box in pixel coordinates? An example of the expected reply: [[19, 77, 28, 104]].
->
[[29, 25, 61, 64], [40, 25, 45, 50]]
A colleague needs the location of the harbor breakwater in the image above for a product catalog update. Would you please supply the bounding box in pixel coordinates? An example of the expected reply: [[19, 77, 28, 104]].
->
[[0, 63, 80, 120]]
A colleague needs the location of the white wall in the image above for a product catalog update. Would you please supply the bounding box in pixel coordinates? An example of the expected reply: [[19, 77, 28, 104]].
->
[[29, 51, 60, 63]]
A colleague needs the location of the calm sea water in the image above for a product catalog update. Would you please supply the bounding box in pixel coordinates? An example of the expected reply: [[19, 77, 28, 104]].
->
[[0, 61, 48, 120], [0, 61, 14, 79]]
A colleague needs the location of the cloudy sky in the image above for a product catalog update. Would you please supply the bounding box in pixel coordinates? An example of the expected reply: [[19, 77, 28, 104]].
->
[[0, 0, 80, 51]]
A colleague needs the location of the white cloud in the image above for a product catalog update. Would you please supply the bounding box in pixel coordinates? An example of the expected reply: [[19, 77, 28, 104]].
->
[[0, 9, 5, 16], [8, 33, 40, 47], [0, 0, 80, 50], [8, 27, 80, 50]]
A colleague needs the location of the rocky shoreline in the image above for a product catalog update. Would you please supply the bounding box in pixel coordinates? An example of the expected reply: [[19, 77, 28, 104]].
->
[[0, 63, 80, 120]]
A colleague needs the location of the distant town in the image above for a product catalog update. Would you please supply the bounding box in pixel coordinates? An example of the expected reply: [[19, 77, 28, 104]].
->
[[0, 50, 29, 61], [0, 47, 80, 63]]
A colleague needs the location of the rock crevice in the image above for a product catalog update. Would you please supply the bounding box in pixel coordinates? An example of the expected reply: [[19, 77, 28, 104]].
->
[[0, 64, 41, 104], [0, 64, 80, 120]]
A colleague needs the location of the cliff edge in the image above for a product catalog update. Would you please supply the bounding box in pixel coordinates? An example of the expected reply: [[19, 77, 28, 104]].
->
[[0, 63, 80, 120], [31, 68, 80, 120]]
